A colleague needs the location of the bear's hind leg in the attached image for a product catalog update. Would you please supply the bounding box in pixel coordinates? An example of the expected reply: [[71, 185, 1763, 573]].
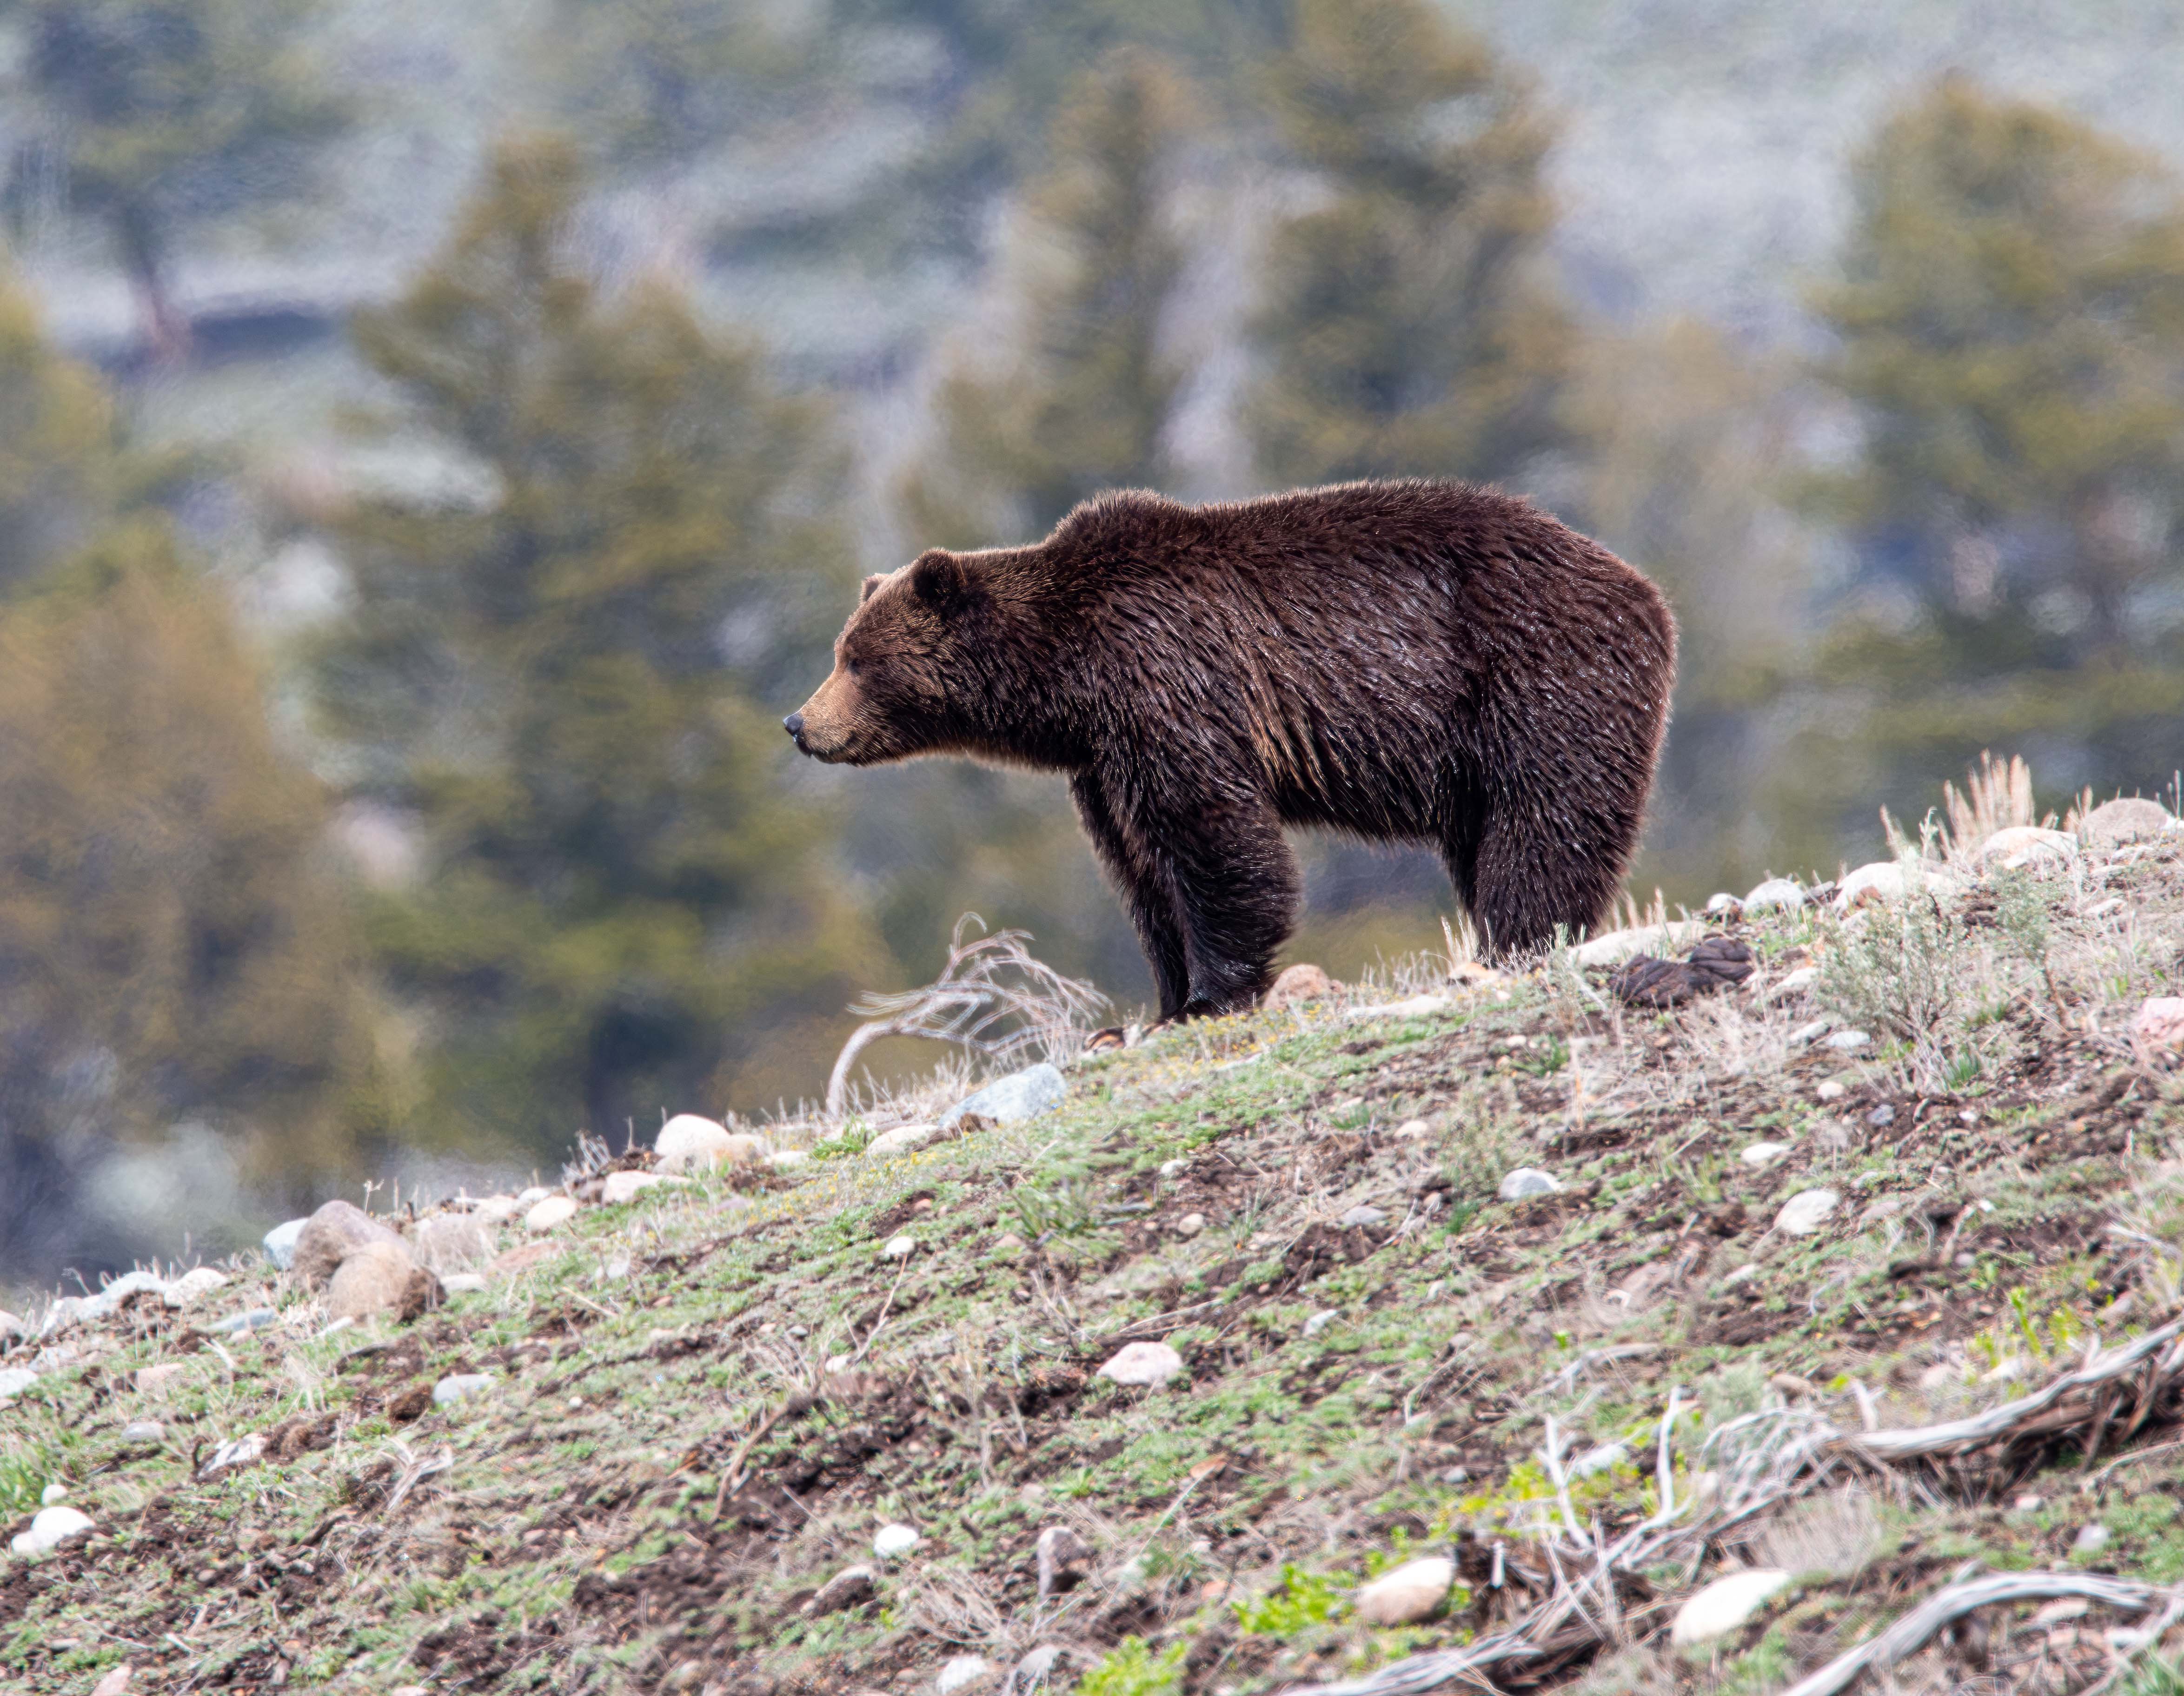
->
[[1071, 771, 1191, 1019], [1466, 796, 1626, 961]]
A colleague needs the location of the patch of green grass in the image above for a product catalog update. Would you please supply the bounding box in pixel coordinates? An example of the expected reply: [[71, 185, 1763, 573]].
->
[[1234, 1563, 1350, 1634], [1078, 1636, 1190, 1696]]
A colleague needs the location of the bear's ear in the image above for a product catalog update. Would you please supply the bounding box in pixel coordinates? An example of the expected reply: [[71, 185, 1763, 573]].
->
[[909, 549, 972, 609], [859, 574, 888, 604]]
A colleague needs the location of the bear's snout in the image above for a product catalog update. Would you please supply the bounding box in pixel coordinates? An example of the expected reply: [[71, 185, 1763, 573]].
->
[[783, 712, 805, 747]]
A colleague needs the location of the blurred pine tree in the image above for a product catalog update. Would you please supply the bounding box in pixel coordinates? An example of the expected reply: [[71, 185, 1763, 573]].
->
[[1802, 77, 2184, 836], [319, 137, 886, 1151], [0, 273, 385, 1278], [0, 0, 350, 360], [1243, 0, 1573, 488]]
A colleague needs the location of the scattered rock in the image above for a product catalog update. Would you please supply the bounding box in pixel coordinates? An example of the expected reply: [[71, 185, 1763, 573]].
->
[[600, 1170, 684, 1206], [2082, 797, 2173, 848], [40, 1483, 67, 1505], [122, 1419, 165, 1442], [262, 1219, 307, 1270], [1775, 1190, 1840, 1236], [1393, 1118, 1431, 1140], [208, 1308, 279, 1335], [1822, 1029, 1872, 1051], [1339, 1204, 1388, 1228], [91, 1664, 133, 1696], [1837, 859, 1958, 909], [1572, 920, 1701, 968], [1096, 1341, 1184, 1388], [1303, 1309, 1340, 1338], [199, 1433, 266, 1477], [937, 1656, 999, 1696], [1356, 1557, 1455, 1625], [1766, 966, 1820, 999], [1817, 1080, 1846, 1100], [135, 1364, 187, 1394], [1036, 1525, 1090, 1598], [1671, 1568, 1792, 1646], [1739, 1142, 1791, 1169], [1743, 878, 1805, 914], [1013, 1644, 1068, 1693], [769, 1148, 812, 1172], [1978, 825, 2077, 868], [10, 1505, 94, 1556], [881, 1234, 918, 1260], [471, 1195, 521, 1224], [1868, 1103, 1896, 1126], [865, 1123, 939, 1159], [412, 1212, 496, 1271], [804, 1564, 878, 1616], [434, 1374, 495, 1406], [327, 1240, 443, 1323], [2132, 998, 2184, 1067], [942, 1063, 1067, 1128], [656, 1114, 768, 1173], [162, 1268, 228, 1309], [516, 1186, 552, 1205], [292, 1199, 408, 1289], [1498, 1168, 1561, 1201], [84, 1270, 170, 1319], [1573, 1442, 1630, 1475], [1174, 1213, 1206, 1238], [1347, 993, 1453, 1020], [0, 1367, 38, 1398], [873, 1523, 921, 1559], [525, 1194, 578, 1233], [1264, 962, 1334, 1008], [1704, 892, 1741, 916], [2074, 1523, 2112, 1553]]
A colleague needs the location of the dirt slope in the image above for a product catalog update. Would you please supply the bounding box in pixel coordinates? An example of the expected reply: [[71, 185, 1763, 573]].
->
[[4, 833, 2184, 1696]]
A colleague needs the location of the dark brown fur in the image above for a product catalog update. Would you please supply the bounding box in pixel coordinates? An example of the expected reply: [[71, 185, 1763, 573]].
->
[[789, 480, 1677, 1020]]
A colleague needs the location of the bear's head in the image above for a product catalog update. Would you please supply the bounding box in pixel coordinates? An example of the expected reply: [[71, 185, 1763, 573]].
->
[[785, 549, 987, 766]]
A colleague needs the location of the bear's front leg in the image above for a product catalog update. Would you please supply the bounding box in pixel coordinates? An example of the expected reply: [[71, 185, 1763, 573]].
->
[[1070, 769, 1192, 1020], [1142, 788, 1298, 1019]]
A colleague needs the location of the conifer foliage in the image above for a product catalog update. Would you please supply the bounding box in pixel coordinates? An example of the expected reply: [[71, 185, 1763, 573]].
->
[[319, 138, 882, 1152]]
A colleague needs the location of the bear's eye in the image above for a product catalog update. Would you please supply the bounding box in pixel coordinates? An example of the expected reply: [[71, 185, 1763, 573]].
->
[[843, 656, 863, 678]]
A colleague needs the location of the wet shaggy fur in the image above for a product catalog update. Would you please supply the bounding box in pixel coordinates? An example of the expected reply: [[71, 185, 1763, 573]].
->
[[789, 480, 1677, 1020]]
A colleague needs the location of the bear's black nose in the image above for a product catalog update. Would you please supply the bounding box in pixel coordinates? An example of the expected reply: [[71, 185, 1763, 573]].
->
[[783, 713, 804, 739]]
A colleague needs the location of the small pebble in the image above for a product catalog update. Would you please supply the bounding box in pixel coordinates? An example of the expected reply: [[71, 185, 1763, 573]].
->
[[525, 1195, 578, 1233], [1817, 1080, 1847, 1100], [40, 1483, 68, 1505], [1339, 1204, 1388, 1228], [2074, 1523, 2111, 1554], [1393, 1118, 1430, 1140], [881, 1234, 917, 1260], [1303, 1309, 1340, 1337], [1096, 1341, 1184, 1387], [9, 1505, 94, 1556], [1174, 1213, 1206, 1238], [1497, 1168, 1561, 1200], [873, 1523, 921, 1558], [433, 1374, 495, 1406], [1355, 1557, 1455, 1625], [1823, 1029, 1872, 1051], [122, 1420, 165, 1442], [1868, 1103, 1896, 1126], [209, 1308, 279, 1335], [1739, 1142, 1791, 1169], [936, 1656, 998, 1696], [1775, 1190, 1840, 1236]]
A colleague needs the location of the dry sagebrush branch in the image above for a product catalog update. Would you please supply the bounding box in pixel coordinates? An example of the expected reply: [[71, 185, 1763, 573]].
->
[[825, 915, 1109, 1119]]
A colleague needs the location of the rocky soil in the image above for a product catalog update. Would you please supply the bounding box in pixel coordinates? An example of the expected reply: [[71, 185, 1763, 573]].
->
[[5, 804, 2184, 1696]]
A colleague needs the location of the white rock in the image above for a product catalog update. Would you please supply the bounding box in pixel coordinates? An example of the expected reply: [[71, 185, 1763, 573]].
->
[[1355, 1557, 1455, 1625], [881, 1234, 918, 1260], [1346, 993, 1454, 1020], [40, 1483, 67, 1505], [1671, 1568, 1792, 1645], [1498, 1167, 1562, 1200], [2132, 998, 2184, 1066], [1304, 1309, 1341, 1338], [1096, 1341, 1185, 1388], [769, 1149, 813, 1172], [121, 1420, 164, 1442], [209, 1307, 278, 1334], [201, 1433, 266, 1476], [2074, 1523, 2112, 1553], [0, 1367, 39, 1398], [1837, 860, 1959, 910], [1766, 966, 1820, 999], [1789, 1018, 1832, 1045], [439, 1273, 488, 1296], [1393, 1118, 1431, 1140], [85, 1270, 169, 1319], [601, 1170, 682, 1206], [873, 1523, 922, 1558], [1175, 1212, 1206, 1238], [1978, 825, 2077, 868], [516, 1186, 552, 1205], [1817, 1080, 1846, 1100], [655, 1114, 768, 1173], [1743, 878, 1805, 914], [1340, 1204, 1388, 1228], [1775, 1190, 1840, 1236], [10, 1505, 94, 1557], [262, 1219, 307, 1269], [472, 1195, 521, 1224], [941, 1063, 1068, 1128], [939, 1650, 1004, 1694], [162, 1268, 229, 1309], [937, 1656, 998, 1695], [1739, 1142, 1792, 1169], [1822, 1029, 1872, 1051], [433, 1374, 495, 1406], [1572, 1441, 1629, 1477], [1704, 892, 1741, 916], [524, 1195, 578, 1233], [865, 1124, 939, 1159], [1573, 920, 1701, 967]]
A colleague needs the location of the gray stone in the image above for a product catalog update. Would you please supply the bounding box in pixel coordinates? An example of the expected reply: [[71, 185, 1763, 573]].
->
[[804, 1564, 878, 1616], [941, 1063, 1067, 1129], [162, 1268, 228, 1309], [199, 1433, 266, 1477], [433, 1373, 495, 1406], [293, 1199, 407, 1289], [1775, 1190, 1840, 1236], [84, 1270, 170, 1319], [864, 1123, 939, 1159], [1823, 1029, 1872, 1052], [209, 1308, 279, 1335], [1743, 878, 1805, 914], [1036, 1525, 1090, 1598], [1095, 1341, 1184, 1387], [121, 1420, 164, 1442], [1356, 1557, 1456, 1626], [0, 1367, 39, 1398], [262, 1218, 307, 1269], [1012, 1646, 1067, 1694], [2083, 798, 2173, 848], [937, 1656, 998, 1696], [328, 1240, 442, 1322], [1303, 1309, 1341, 1337], [1340, 1204, 1388, 1228], [1498, 1168, 1562, 1201], [1868, 1104, 1896, 1126], [411, 1213, 495, 1272]]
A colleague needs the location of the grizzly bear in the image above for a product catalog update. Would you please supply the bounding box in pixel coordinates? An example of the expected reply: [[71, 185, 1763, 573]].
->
[[788, 480, 1676, 1022]]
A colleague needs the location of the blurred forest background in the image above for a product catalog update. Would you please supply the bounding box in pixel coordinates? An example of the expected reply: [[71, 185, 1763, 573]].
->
[[1, 0, 2182, 1285]]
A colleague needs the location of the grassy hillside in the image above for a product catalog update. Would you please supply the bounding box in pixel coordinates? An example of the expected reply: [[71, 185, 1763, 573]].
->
[[5, 819, 2184, 1696]]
